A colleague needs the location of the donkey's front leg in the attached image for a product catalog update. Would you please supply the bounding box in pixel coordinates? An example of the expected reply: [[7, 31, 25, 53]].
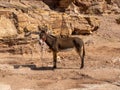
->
[[53, 51, 57, 69]]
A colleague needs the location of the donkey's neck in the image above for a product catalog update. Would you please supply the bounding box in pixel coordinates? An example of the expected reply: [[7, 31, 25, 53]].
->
[[45, 34, 56, 49]]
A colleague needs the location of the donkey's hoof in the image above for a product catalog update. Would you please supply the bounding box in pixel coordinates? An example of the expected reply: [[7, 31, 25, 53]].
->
[[80, 66, 84, 69], [53, 66, 57, 70]]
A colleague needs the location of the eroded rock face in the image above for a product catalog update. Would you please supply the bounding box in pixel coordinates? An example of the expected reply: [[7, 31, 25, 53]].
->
[[13, 7, 100, 36], [0, 0, 119, 54], [0, 1, 118, 38], [0, 11, 17, 38], [49, 13, 100, 35], [65, 0, 120, 14], [71, 15, 100, 35], [0, 0, 119, 38]]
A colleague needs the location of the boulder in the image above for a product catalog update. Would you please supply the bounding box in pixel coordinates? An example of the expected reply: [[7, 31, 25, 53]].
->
[[87, 2, 107, 14], [0, 11, 17, 39], [69, 15, 100, 35], [17, 13, 39, 33]]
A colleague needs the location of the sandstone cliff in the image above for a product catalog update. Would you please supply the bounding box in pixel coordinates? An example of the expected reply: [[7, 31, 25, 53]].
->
[[0, 0, 119, 54]]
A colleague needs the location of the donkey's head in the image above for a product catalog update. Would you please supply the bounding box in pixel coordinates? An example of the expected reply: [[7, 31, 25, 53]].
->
[[38, 25, 48, 42], [38, 25, 47, 32]]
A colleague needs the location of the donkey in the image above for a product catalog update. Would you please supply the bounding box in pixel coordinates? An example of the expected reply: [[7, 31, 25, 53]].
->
[[24, 26, 85, 69], [38, 27, 85, 69]]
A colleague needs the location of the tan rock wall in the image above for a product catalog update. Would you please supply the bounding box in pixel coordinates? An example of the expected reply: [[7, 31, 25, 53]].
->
[[0, 11, 17, 38], [0, 0, 119, 38]]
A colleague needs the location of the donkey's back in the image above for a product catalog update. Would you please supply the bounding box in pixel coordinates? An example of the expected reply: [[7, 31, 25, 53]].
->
[[57, 37, 84, 50]]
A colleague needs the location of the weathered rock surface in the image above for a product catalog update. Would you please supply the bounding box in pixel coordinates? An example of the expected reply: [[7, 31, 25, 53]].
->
[[0, 11, 17, 38], [0, 0, 119, 54], [66, 0, 120, 14], [0, 83, 11, 90], [0, 0, 101, 38], [0, 0, 119, 38]]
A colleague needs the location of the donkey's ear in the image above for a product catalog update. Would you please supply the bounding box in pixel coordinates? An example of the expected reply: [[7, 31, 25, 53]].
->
[[38, 25, 41, 31], [24, 27, 29, 33], [38, 25, 48, 33], [44, 25, 48, 32]]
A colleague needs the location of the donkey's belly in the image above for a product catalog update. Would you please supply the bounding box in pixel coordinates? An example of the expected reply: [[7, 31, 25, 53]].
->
[[59, 48, 74, 52], [58, 43, 74, 50]]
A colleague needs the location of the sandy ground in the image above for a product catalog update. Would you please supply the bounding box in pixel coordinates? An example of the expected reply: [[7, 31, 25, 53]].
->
[[0, 15, 120, 90]]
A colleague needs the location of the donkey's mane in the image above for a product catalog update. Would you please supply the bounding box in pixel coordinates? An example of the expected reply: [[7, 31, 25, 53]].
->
[[48, 34, 57, 39]]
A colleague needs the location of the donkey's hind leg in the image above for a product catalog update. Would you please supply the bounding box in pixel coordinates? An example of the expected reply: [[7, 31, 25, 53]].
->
[[76, 47, 84, 69], [80, 53, 84, 69]]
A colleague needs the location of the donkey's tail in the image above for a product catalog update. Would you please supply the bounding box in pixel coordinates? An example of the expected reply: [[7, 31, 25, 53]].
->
[[83, 42, 85, 57], [80, 42, 85, 69]]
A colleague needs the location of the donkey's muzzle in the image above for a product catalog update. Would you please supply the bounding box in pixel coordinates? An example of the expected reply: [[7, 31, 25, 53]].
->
[[39, 39, 44, 45]]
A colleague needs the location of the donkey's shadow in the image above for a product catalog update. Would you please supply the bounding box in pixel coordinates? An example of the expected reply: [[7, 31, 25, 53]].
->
[[13, 64, 53, 70], [13, 64, 80, 70]]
